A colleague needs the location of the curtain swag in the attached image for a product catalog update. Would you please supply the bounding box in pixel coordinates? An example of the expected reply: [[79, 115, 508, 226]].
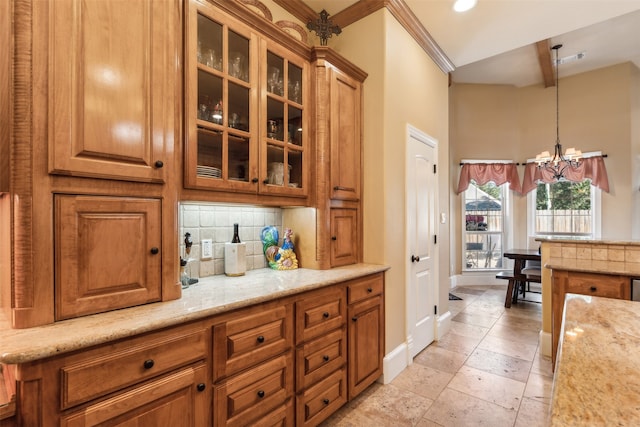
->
[[456, 163, 522, 195], [521, 155, 610, 194]]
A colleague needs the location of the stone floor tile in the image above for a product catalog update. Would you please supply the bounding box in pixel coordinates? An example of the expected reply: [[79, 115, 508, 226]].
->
[[465, 348, 533, 382], [452, 311, 501, 328], [523, 372, 553, 405], [515, 396, 550, 427], [487, 323, 540, 345], [478, 334, 538, 362], [414, 345, 468, 374], [447, 365, 526, 410], [391, 362, 454, 400]]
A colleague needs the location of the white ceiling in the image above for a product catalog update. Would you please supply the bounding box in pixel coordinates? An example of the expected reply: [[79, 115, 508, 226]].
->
[[304, 0, 640, 87]]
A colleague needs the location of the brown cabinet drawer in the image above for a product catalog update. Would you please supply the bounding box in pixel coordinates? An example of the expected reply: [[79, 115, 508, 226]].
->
[[61, 328, 207, 409], [296, 328, 346, 390], [347, 273, 384, 304], [214, 353, 294, 427], [296, 368, 347, 427], [563, 272, 629, 299], [213, 303, 293, 380], [296, 287, 345, 343], [249, 400, 294, 427]]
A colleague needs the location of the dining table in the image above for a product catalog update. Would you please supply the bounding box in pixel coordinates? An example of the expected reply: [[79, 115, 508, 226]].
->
[[503, 248, 542, 305]]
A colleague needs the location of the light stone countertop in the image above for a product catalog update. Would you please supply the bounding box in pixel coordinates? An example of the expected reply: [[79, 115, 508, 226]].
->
[[545, 257, 640, 276], [537, 237, 640, 245], [551, 294, 640, 425], [0, 263, 389, 365]]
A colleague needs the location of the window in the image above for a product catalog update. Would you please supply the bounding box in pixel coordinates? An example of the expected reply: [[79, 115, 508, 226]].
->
[[462, 180, 509, 271], [528, 179, 600, 237]]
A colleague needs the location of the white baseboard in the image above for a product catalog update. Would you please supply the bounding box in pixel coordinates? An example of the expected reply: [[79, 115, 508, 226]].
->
[[451, 273, 505, 287], [381, 342, 408, 384], [437, 311, 452, 340], [539, 330, 552, 358]]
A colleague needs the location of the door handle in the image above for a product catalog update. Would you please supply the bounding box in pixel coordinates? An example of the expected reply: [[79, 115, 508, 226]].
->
[[411, 255, 420, 263]]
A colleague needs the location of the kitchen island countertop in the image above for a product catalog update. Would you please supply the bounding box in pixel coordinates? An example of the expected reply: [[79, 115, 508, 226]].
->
[[551, 294, 640, 425], [0, 263, 389, 364]]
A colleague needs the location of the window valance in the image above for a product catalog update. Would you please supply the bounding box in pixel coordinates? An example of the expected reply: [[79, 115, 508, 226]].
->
[[456, 163, 522, 195], [521, 155, 610, 194]]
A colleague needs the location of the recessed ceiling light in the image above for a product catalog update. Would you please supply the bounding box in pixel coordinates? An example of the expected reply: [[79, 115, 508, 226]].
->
[[453, 0, 477, 12]]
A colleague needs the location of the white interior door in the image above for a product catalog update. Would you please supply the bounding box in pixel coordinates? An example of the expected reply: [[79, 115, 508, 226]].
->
[[406, 125, 437, 359]]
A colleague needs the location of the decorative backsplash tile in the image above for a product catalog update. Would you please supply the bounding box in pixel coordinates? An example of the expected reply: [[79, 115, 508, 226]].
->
[[179, 202, 283, 278]]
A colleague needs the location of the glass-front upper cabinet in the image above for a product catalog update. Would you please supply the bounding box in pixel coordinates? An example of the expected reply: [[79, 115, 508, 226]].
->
[[185, 3, 257, 192], [185, 1, 308, 198], [260, 41, 308, 196]]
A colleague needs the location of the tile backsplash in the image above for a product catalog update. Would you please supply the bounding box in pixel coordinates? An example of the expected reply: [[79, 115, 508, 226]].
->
[[179, 202, 283, 278]]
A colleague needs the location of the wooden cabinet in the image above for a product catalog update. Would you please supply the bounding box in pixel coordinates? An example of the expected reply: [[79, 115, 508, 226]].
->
[[15, 323, 210, 427], [4, 0, 180, 328], [185, 0, 308, 199], [330, 208, 359, 268], [54, 195, 162, 320], [551, 270, 630, 365], [295, 286, 348, 426], [347, 273, 385, 399]]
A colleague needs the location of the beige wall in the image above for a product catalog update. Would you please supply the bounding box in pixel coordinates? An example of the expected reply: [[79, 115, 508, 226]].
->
[[332, 10, 450, 353], [450, 62, 640, 274]]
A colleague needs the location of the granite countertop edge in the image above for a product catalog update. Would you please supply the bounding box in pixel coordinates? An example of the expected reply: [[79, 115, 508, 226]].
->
[[0, 263, 389, 365], [544, 257, 640, 276], [537, 237, 640, 246]]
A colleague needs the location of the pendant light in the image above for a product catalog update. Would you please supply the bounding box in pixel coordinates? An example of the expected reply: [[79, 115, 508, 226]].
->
[[534, 44, 581, 180]]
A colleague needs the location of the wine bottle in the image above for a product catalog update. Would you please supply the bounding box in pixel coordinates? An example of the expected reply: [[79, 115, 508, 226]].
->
[[231, 223, 241, 243]]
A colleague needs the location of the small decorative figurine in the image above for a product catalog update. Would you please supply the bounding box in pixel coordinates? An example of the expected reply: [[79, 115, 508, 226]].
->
[[261, 226, 299, 270]]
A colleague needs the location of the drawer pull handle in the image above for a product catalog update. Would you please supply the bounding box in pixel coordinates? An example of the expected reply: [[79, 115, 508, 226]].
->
[[197, 383, 206, 392], [323, 312, 330, 319], [323, 355, 330, 362], [154, 160, 164, 168], [352, 316, 358, 322], [263, 179, 269, 184], [331, 236, 337, 241], [150, 247, 159, 255], [590, 286, 597, 292], [143, 359, 155, 369], [257, 390, 265, 398], [323, 398, 330, 405], [257, 335, 265, 343], [252, 178, 259, 183], [367, 287, 373, 293]]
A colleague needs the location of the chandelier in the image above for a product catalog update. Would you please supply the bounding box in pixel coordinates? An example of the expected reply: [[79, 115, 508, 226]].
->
[[535, 44, 581, 180]]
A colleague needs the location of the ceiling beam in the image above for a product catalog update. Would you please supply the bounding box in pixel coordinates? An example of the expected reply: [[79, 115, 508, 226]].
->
[[331, 0, 385, 29], [536, 39, 555, 88]]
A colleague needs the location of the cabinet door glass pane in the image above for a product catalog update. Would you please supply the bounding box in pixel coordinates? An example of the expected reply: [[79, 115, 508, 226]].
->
[[287, 63, 302, 104], [197, 71, 223, 125], [267, 52, 284, 96], [197, 14, 222, 71], [229, 136, 249, 182], [228, 31, 249, 82], [287, 106, 302, 146], [197, 129, 222, 177], [267, 98, 284, 141], [288, 151, 302, 189], [266, 146, 285, 186], [228, 83, 249, 131]]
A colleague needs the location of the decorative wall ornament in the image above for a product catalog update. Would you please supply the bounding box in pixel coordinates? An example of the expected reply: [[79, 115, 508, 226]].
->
[[306, 9, 341, 46], [276, 20, 308, 43], [239, 0, 273, 21]]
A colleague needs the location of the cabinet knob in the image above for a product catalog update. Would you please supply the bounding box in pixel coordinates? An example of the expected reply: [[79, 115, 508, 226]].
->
[[154, 160, 164, 168], [252, 178, 259, 183], [352, 316, 358, 322], [367, 287, 373, 293], [323, 398, 330, 405], [150, 247, 159, 255], [590, 286, 597, 292], [323, 312, 330, 319], [323, 355, 330, 362], [197, 383, 206, 392], [257, 390, 265, 398], [263, 179, 269, 184], [331, 236, 337, 241], [257, 335, 265, 343], [143, 359, 155, 369]]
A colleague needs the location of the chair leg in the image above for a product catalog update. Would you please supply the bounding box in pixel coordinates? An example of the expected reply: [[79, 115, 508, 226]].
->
[[504, 279, 514, 308]]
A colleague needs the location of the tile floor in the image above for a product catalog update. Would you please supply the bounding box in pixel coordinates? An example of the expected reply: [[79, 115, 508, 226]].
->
[[321, 284, 553, 426]]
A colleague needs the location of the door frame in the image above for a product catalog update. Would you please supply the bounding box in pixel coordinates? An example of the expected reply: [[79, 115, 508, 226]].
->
[[405, 124, 439, 363]]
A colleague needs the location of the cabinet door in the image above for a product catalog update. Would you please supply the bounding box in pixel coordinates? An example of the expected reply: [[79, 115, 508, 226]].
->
[[348, 295, 383, 399], [330, 68, 362, 201], [259, 40, 309, 197], [185, 1, 259, 192], [49, 0, 178, 183], [330, 208, 358, 267], [55, 195, 162, 320], [61, 364, 210, 427]]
